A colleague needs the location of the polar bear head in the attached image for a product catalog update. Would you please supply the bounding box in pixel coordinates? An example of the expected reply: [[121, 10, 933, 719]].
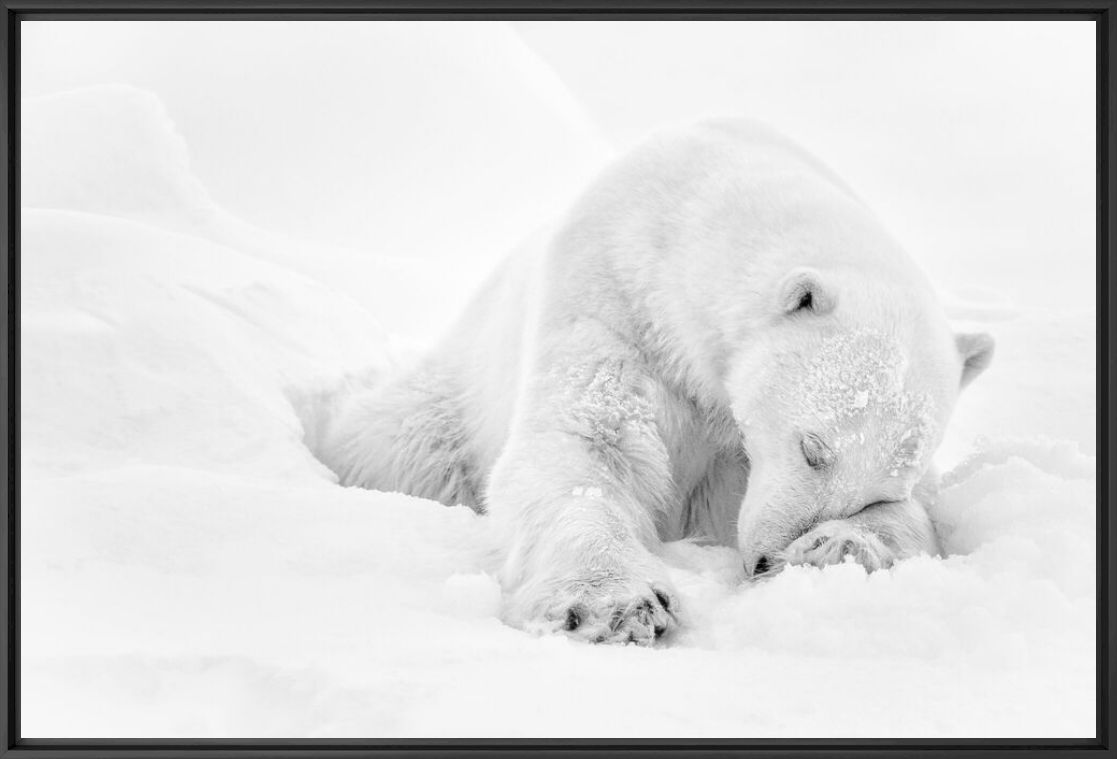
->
[[724, 264, 993, 575]]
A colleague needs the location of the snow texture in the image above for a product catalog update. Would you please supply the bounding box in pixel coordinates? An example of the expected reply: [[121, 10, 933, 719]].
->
[[20, 23, 1094, 738]]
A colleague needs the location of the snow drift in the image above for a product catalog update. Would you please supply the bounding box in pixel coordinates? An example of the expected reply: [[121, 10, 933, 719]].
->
[[20, 82, 1095, 738], [20, 21, 612, 265]]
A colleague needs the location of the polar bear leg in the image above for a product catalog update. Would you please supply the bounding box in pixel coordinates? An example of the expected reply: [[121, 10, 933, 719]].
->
[[494, 484, 679, 645], [486, 328, 680, 645], [317, 363, 483, 510]]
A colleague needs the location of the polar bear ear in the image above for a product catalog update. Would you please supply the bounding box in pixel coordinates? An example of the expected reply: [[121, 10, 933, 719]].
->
[[778, 267, 835, 316], [956, 332, 995, 388]]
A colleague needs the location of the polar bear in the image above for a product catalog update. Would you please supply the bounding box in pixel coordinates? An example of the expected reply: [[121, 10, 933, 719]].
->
[[317, 119, 994, 645]]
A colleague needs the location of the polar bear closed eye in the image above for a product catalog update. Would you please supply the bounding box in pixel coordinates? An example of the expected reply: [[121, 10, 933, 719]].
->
[[315, 119, 993, 645]]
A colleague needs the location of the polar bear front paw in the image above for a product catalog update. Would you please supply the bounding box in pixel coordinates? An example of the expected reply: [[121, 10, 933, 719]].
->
[[522, 580, 679, 646], [781, 520, 894, 572], [559, 584, 678, 646]]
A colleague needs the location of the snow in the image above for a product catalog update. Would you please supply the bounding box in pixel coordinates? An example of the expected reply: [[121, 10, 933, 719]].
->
[[21, 21, 611, 266], [20, 23, 1094, 738]]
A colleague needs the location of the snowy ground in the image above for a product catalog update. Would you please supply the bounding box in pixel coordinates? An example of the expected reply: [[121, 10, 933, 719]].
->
[[20, 23, 1095, 738]]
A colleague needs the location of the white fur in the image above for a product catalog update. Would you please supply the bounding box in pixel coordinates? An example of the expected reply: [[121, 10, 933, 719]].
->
[[316, 119, 993, 645]]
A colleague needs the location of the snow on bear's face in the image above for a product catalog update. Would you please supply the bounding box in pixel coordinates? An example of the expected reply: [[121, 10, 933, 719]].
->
[[727, 268, 993, 576]]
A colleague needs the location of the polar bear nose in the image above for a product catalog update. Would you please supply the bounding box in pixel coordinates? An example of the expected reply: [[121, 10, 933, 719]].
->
[[753, 556, 772, 575]]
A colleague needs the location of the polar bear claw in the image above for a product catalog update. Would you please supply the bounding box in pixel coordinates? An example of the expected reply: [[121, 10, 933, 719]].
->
[[547, 583, 678, 646]]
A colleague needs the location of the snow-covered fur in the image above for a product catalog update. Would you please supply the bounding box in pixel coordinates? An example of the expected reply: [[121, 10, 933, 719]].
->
[[317, 120, 994, 645]]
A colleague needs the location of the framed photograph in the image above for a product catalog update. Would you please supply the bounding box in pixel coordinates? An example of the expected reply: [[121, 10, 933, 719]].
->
[[2, 1, 1110, 755]]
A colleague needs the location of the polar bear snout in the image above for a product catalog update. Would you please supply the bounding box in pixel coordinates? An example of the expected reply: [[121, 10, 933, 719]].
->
[[752, 555, 773, 576]]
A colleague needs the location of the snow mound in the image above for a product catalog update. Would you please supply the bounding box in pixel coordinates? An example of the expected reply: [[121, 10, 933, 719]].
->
[[22, 21, 612, 262], [21, 208, 392, 480], [21, 83, 550, 344], [22, 85, 216, 228], [20, 79, 1094, 738]]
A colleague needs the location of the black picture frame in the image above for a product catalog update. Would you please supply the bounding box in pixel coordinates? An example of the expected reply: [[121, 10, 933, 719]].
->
[[1, 1, 1112, 756]]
